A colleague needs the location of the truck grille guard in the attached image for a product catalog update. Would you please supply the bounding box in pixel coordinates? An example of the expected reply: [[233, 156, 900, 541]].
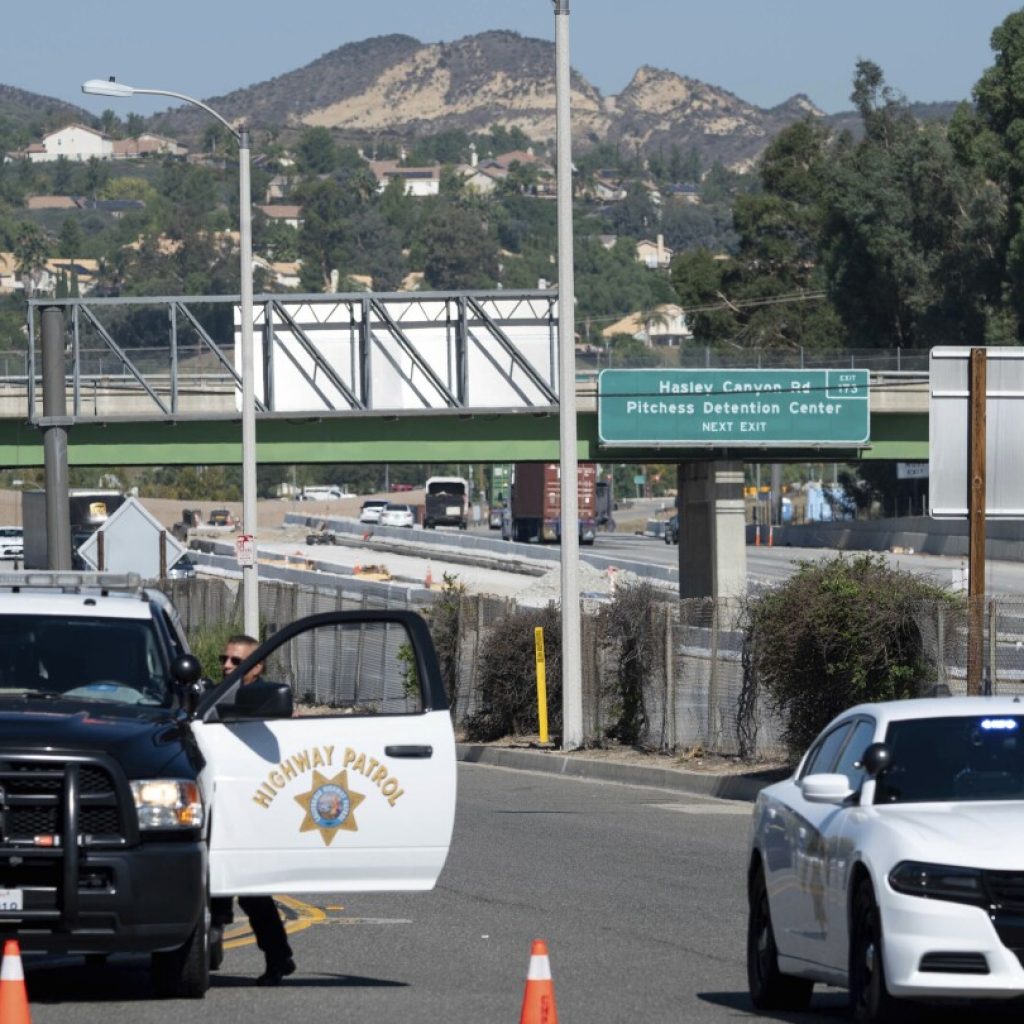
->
[[0, 753, 136, 929]]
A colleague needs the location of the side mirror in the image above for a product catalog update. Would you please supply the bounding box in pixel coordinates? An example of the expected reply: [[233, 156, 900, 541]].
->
[[801, 773, 854, 804], [218, 680, 293, 721], [171, 654, 202, 687], [860, 743, 892, 778]]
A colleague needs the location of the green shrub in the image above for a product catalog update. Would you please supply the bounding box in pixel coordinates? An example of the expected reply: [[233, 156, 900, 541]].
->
[[743, 554, 959, 757], [420, 572, 466, 711], [464, 603, 561, 741], [598, 580, 662, 745]]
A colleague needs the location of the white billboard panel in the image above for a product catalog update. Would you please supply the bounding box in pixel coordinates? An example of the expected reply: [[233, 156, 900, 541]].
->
[[929, 347, 1024, 519], [234, 295, 558, 413]]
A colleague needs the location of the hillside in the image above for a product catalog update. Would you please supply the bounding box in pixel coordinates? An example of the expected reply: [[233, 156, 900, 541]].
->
[[145, 30, 826, 169], [0, 84, 92, 139], [0, 32, 966, 171]]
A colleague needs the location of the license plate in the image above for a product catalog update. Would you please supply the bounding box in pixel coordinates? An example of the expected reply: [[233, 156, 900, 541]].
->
[[0, 889, 22, 911]]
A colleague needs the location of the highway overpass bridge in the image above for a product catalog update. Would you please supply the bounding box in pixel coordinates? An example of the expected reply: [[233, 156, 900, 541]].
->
[[4, 293, 927, 468]]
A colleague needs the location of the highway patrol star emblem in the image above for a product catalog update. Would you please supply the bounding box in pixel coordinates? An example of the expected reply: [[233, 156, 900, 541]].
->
[[294, 769, 365, 846]]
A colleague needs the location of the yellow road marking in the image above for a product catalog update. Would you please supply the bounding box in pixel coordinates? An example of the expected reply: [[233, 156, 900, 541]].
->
[[222, 895, 327, 950]]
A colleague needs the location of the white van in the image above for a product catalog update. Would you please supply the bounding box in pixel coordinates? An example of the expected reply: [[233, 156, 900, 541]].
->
[[299, 486, 348, 501]]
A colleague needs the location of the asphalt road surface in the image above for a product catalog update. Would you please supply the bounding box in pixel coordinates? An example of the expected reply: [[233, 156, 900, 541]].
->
[[24, 764, 1024, 1023]]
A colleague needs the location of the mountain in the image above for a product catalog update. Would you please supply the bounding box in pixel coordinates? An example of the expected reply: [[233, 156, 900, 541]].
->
[[147, 30, 827, 169], [2, 32, 965, 171]]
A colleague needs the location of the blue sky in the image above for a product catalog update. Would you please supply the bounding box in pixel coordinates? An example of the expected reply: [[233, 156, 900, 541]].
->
[[8, 1, 1023, 117]]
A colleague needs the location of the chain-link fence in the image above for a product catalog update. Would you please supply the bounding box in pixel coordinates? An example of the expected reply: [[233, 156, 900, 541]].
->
[[159, 578, 1024, 765]]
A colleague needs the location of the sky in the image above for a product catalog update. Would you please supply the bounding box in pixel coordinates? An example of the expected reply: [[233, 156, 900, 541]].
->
[[7, 1, 1024, 118]]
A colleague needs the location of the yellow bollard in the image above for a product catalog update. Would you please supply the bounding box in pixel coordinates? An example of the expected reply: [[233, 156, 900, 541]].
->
[[534, 626, 549, 744]]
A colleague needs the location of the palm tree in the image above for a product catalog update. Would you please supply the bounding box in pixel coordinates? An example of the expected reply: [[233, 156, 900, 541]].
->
[[14, 223, 49, 297]]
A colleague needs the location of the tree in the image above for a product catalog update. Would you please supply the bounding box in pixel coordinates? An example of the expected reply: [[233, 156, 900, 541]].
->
[[52, 156, 74, 194], [295, 127, 336, 175], [14, 222, 49, 296], [58, 216, 83, 258], [821, 61, 1003, 347], [296, 179, 350, 291], [955, 10, 1024, 339], [421, 204, 499, 290]]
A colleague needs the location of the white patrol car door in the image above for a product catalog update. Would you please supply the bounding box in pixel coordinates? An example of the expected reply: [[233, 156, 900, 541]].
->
[[192, 610, 457, 897]]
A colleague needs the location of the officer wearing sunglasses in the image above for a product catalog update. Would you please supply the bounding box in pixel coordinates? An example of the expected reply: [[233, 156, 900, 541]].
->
[[210, 634, 296, 986]]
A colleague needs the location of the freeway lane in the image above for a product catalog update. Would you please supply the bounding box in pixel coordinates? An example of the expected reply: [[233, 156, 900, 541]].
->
[[593, 531, 1024, 595], [25, 765, 1024, 1023]]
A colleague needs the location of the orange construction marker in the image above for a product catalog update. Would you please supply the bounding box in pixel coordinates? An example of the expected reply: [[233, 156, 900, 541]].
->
[[0, 939, 30, 1024], [520, 939, 558, 1024]]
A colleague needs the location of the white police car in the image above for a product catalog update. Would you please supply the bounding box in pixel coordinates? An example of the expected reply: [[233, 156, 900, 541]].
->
[[747, 696, 1024, 1021]]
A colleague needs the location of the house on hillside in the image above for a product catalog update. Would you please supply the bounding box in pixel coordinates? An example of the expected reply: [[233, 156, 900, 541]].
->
[[369, 160, 441, 197], [15, 125, 113, 163], [0, 253, 99, 296], [24, 196, 79, 211], [111, 133, 187, 159], [264, 174, 291, 203], [635, 234, 673, 270], [666, 183, 702, 205], [601, 303, 690, 347], [45, 258, 100, 295], [590, 173, 627, 202], [253, 256, 302, 290], [0, 254, 19, 294], [255, 204, 303, 230], [76, 197, 146, 218], [460, 163, 505, 195]]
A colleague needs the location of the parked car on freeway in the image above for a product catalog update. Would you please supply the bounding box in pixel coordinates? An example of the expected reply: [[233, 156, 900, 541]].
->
[[359, 500, 389, 524], [0, 526, 24, 559], [166, 554, 197, 579], [747, 696, 1024, 1020], [380, 503, 415, 528], [664, 514, 679, 545]]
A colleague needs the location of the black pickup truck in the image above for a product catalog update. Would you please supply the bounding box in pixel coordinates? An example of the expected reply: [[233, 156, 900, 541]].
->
[[0, 571, 457, 998]]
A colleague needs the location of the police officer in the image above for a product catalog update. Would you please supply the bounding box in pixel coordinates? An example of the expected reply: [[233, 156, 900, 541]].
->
[[211, 635, 296, 986]]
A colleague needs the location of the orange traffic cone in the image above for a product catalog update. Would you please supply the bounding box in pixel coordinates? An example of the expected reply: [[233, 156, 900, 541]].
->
[[354, 562, 362, 575], [768, 524, 775, 548], [424, 563, 434, 589], [754, 525, 761, 547], [0, 939, 30, 1024], [520, 939, 558, 1024]]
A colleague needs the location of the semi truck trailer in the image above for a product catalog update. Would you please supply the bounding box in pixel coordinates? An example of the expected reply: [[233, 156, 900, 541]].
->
[[501, 463, 597, 545]]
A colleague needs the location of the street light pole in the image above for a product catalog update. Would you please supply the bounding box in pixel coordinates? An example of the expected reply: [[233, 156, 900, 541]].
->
[[82, 79, 260, 637], [552, 0, 583, 750]]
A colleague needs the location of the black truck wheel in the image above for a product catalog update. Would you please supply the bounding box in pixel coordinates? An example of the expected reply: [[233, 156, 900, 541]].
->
[[152, 903, 210, 999]]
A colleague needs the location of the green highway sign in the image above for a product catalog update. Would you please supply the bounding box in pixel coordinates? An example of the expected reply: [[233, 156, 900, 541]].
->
[[598, 369, 870, 447]]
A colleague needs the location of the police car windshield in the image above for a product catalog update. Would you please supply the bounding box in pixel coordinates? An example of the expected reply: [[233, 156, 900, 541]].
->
[[0, 615, 171, 707], [876, 716, 1024, 804]]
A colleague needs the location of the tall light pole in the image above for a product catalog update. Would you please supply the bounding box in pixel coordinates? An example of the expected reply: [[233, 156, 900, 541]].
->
[[552, 1, 583, 750], [82, 78, 260, 638]]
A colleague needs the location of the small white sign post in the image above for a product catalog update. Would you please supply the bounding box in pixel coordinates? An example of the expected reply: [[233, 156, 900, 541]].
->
[[235, 534, 256, 567]]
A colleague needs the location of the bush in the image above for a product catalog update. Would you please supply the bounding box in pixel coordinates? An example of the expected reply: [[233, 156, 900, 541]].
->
[[598, 580, 662, 745], [464, 604, 561, 741], [421, 572, 467, 711], [742, 554, 958, 757]]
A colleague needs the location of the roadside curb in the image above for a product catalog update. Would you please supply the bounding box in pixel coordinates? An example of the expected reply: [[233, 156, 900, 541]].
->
[[457, 743, 786, 802]]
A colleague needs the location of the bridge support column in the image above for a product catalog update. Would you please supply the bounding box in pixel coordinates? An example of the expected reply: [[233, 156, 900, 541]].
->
[[677, 461, 746, 601], [41, 306, 72, 570]]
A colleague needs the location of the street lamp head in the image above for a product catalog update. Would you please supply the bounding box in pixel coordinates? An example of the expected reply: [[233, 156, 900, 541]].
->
[[82, 78, 136, 98]]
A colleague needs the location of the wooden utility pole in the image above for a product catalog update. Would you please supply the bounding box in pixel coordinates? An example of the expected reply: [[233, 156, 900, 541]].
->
[[967, 348, 986, 695]]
